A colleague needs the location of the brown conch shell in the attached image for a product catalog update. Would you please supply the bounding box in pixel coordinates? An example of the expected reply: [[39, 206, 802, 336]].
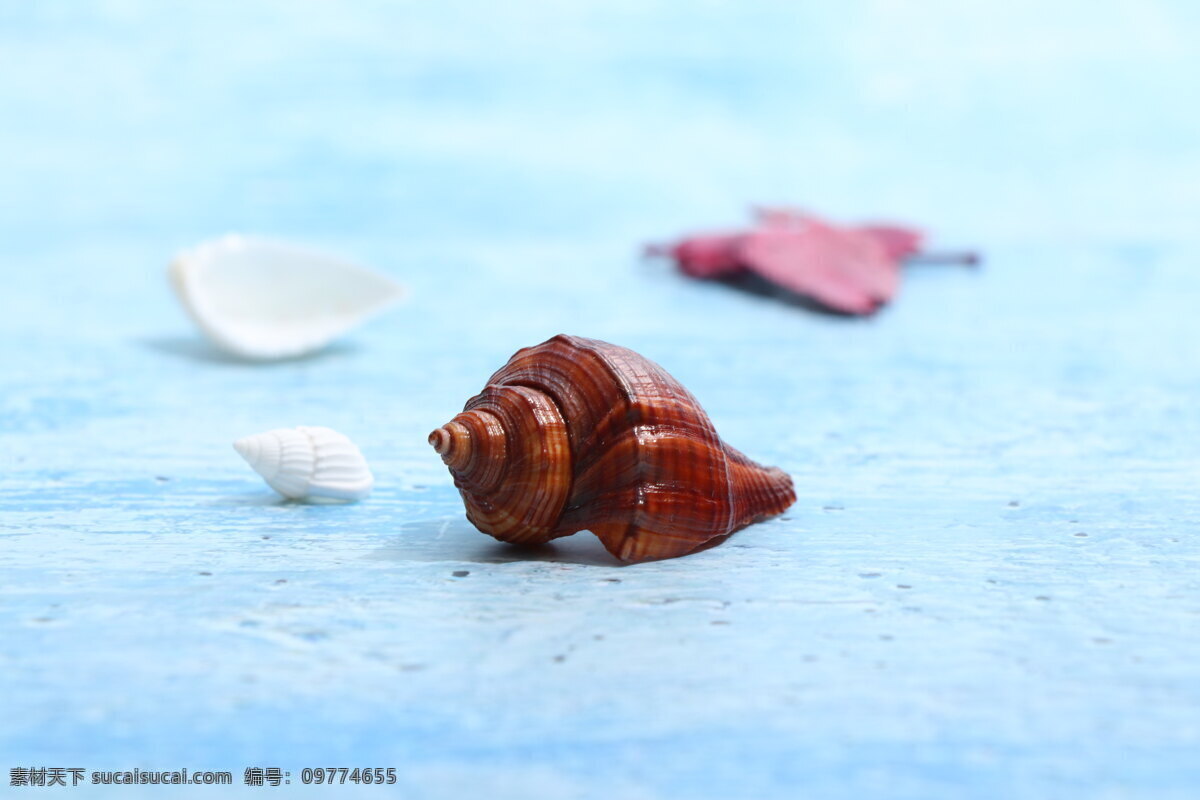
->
[[429, 335, 796, 563]]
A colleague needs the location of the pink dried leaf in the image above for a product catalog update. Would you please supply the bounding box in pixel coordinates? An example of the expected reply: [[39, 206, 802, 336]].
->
[[652, 207, 978, 315], [757, 207, 927, 260], [737, 220, 899, 315], [645, 231, 746, 278]]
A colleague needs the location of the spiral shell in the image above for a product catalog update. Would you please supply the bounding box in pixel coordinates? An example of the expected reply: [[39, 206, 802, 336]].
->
[[429, 335, 796, 562], [234, 426, 373, 502]]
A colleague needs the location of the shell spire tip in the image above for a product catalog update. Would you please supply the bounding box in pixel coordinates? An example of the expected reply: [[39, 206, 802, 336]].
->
[[232, 435, 258, 464], [428, 426, 451, 456]]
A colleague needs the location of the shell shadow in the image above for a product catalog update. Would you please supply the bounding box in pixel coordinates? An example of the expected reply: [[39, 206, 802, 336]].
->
[[471, 538, 623, 567], [373, 516, 624, 567], [204, 493, 292, 507], [137, 335, 361, 365], [203, 493, 356, 507]]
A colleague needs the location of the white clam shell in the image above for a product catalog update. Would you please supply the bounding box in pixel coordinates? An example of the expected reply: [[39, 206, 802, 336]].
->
[[234, 426, 374, 502], [170, 235, 404, 360]]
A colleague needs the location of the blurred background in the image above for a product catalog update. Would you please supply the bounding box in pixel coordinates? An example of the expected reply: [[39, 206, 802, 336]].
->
[[3, 2, 1199, 799], [4, 0, 1198, 255]]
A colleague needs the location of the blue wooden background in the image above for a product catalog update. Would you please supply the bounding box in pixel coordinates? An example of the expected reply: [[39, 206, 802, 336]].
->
[[2, 2, 1198, 798]]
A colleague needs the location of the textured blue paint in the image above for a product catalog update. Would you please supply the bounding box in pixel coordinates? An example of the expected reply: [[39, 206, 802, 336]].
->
[[2, 2, 1200, 798]]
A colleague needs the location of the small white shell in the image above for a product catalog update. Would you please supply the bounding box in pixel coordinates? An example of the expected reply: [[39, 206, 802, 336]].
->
[[170, 235, 404, 360], [234, 426, 374, 502]]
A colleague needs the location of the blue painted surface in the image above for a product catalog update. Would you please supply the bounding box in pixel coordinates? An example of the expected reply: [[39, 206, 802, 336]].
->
[[2, 2, 1199, 798]]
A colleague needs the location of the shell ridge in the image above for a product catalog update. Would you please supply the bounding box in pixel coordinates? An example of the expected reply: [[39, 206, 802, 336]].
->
[[437, 383, 572, 544], [236, 426, 371, 502], [517, 336, 737, 560], [432, 335, 795, 562], [301, 426, 374, 499]]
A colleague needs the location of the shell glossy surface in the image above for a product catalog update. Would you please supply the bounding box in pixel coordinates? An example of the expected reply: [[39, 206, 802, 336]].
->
[[170, 235, 404, 360], [235, 426, 374, 502], [430, 335, 796, 562]]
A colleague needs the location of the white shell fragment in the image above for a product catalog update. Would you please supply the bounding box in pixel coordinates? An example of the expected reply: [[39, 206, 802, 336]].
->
[[170, 235, 404, 360], [234, 426, 374, 502]]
